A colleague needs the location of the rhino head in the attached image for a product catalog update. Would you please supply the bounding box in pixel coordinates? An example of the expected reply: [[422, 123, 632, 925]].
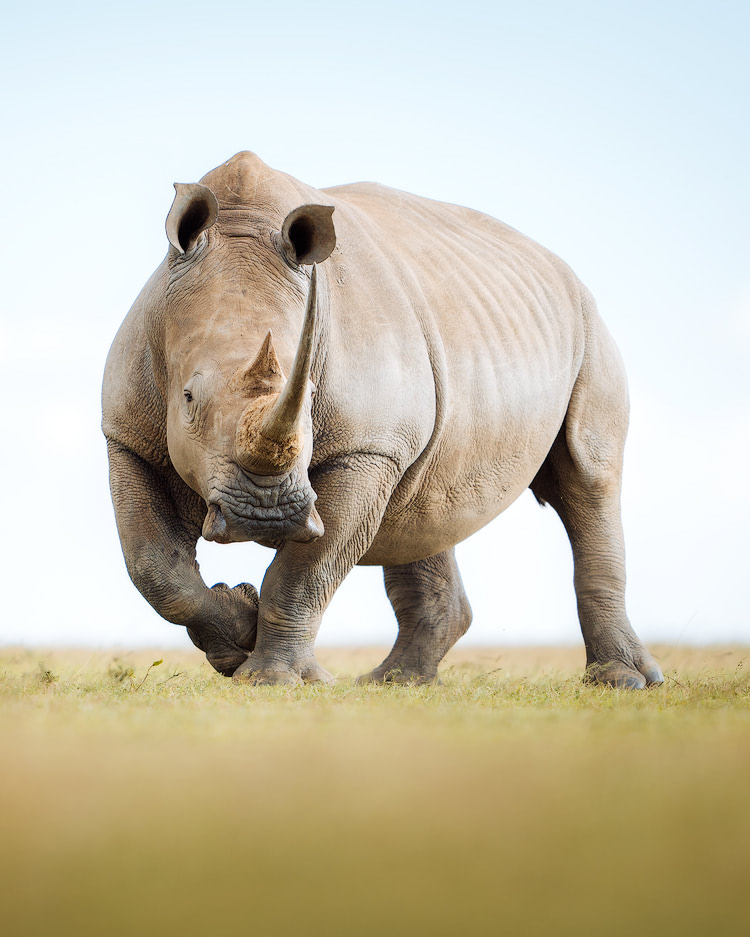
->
[[160, 178, 336, 550]]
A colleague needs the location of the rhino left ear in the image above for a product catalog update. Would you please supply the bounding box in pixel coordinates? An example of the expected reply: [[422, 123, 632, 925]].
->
[[166, 183, 219, 254], [280, 204, 336, 265]]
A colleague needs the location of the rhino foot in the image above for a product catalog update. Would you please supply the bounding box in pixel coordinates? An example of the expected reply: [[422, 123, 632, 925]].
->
[[234, 667, 303, 686], [584, 655, 664, 689], [232, 654, 333, 686], [356, 665, 439, 686], [187, 581, 259, 677]]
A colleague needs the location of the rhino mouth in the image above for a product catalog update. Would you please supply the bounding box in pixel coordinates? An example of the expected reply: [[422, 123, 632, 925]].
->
[[201, 466, 323, 546]]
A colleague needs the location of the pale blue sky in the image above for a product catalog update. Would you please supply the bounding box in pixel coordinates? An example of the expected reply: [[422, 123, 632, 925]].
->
[[1, 1, 748, 649]]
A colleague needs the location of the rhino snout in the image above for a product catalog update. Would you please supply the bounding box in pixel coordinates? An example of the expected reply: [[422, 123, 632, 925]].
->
[[201, 470, 323, 546]]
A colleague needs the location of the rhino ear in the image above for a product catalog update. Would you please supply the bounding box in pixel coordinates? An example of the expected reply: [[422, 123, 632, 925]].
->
[[280, 204, 336, 265], [166, 183, 219, 254]]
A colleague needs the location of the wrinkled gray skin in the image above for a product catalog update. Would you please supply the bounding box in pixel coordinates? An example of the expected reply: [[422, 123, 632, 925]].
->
[[102, 151, 663, 689]]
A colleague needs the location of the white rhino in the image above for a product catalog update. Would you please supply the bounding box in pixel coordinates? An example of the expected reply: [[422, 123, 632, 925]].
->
[[102, 151, 663, 689]]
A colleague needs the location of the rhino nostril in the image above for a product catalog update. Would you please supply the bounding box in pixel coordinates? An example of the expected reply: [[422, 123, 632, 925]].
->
[[203, 502, 229, 542]]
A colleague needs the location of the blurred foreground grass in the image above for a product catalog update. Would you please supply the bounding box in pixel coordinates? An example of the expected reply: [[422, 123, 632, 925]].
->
[[1, 645, 749, 936]]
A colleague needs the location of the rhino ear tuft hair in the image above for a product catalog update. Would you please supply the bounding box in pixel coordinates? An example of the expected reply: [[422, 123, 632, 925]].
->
[[166, 183, 219, 254], [280, 204, 336, 265]]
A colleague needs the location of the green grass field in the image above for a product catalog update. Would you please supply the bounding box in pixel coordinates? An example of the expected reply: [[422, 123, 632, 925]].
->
[[1, 645, 749, 937]]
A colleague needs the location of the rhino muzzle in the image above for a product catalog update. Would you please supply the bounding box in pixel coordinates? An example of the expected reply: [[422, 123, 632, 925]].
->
[[202, 482, 324, 546]]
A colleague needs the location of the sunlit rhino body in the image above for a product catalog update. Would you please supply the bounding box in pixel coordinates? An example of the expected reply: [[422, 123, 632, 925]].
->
[[103, 151, 663, 688]]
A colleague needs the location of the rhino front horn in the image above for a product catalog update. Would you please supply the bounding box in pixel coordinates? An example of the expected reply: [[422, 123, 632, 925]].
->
[[236, 266, 319, 475]]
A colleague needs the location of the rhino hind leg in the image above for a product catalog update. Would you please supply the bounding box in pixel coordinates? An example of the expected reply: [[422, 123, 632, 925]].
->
[[531, 440, 663, 688], [530, 313, 663, 689], [357, 548, 472, 685]]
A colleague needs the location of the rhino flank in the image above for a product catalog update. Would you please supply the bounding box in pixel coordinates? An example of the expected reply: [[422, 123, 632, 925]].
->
[[102, 150, 663, 689]]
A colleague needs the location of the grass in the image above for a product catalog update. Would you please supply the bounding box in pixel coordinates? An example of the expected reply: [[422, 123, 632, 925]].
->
[[1, 645, 749, 937]]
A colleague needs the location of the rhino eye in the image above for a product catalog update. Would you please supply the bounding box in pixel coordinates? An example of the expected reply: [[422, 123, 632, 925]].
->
[[182, 374, 202, 418]]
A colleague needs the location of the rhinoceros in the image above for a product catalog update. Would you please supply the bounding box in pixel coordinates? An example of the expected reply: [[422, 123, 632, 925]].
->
[[102, 150, 663, 689]]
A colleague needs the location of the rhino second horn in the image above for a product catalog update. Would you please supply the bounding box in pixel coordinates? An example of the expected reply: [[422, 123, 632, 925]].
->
[[230, 331, 286, 397], [237, 266, 318, 475]]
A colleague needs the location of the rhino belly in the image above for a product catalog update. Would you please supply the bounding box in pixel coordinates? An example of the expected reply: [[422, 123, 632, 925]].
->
[[359, 402, 565, 567]]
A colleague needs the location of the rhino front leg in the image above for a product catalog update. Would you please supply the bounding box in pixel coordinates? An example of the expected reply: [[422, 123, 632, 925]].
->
[[233, 455, 402, 685], [107, 440, 258, 675], [357, 549, 472, 684]]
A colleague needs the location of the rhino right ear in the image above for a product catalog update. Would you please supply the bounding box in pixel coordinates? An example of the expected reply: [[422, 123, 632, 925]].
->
[[166, 183, 219, 254], [280, 204, 336, 265]]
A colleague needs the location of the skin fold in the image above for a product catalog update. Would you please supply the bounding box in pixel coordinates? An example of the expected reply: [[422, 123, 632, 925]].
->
[[102, 151, 663, 689]]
